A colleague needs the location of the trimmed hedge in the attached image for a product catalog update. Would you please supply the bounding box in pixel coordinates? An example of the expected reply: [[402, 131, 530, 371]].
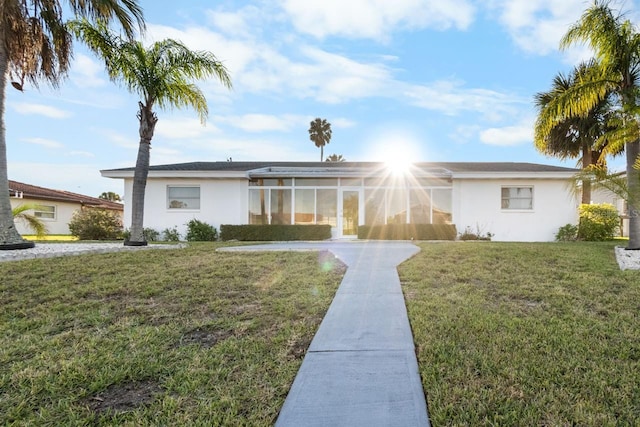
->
[[358, 224, 457, 240], [220, 224, 332, 241]]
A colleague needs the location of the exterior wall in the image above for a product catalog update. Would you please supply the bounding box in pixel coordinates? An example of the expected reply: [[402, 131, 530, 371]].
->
[[10, 198, 82, 235], [120, 175, 578, 242], [452, 179, 578, 242], [123, 178, 248, 237]]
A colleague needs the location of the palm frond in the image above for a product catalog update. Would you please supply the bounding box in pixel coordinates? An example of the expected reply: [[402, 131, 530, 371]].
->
[[12, 204, 49, 237]]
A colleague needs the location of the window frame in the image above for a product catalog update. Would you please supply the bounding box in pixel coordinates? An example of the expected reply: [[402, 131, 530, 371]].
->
[[34, 205, 56, 220], [166, 185, 201, 210], [501, 186, 534, 211]]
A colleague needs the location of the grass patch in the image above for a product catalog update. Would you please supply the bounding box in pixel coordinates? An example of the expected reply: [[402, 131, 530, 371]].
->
[[0, 243, 345, 425], [399, 241, 640, 426], [23, 235, 79, 241]]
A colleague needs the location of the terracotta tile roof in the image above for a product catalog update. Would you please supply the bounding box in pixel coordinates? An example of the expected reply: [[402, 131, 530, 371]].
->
[[8, 180, 123, 211], [103, 161, 579, 174]]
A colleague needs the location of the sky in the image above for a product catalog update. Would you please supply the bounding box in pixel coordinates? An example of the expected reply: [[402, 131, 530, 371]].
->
[[5, 0, 640, 198]]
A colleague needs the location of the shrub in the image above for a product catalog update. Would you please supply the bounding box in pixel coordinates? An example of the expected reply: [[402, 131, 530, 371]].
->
[[186, 219, 217, 241], [68, 208, 123, 240], [220, 224, 331, 241], [121, 227, 161, 242], [162, 226, 181, 242], [358, 224, 457, 240], [458, 225, 493, 241], [578, 203, 620, 241], [555, 224, 578, 242]]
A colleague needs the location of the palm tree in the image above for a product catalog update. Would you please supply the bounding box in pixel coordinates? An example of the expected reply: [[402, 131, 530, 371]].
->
[[325, 153, 346, 162], [309, 118, 332, 162], [70, 19, 232, 245], [12, 204, 48, 237], [99, 191, 122, 202], [536, 0, 640, 249], [534, 61, 617, 204], [0, 0, 144, 250]]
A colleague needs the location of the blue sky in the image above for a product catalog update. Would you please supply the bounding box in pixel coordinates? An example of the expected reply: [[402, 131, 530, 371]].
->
[[5, 0, 638, 197]]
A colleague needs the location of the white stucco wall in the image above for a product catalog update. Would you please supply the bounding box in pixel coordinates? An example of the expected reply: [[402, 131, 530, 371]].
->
[[10, 198, 81, 235], [123, 178, 248, 238], [452, 179, 578, 242], [590, 188, 628, 237]]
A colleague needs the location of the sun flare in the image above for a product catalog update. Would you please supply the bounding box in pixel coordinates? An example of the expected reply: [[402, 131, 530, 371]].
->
[[386, 152, 413, 176], [367, 126, 424, 176]]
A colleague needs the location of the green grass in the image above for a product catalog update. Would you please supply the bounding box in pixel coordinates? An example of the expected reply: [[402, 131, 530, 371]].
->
[[0, 243, 345, 426], [399, 241, 640, 426]]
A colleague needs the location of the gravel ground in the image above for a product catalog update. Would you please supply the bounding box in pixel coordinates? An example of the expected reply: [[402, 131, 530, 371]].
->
[[0, 242, 186, 263]]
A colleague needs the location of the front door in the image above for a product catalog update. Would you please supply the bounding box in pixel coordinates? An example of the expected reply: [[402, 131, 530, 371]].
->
[[339, 189, 360, 237]]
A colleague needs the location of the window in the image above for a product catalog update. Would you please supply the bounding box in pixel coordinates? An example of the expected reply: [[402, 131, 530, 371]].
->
[[316, 189, 337, 226], [295, 178, 338, 186], [295, 189, 315, 224], [249, 189, 269, 224], [431, 189, 452, 223], [501, 187, 533, 210], [270, 189, 292, 224], [249, 178, 292, 186], [365, 189, 385, 225], [167, 186, 200, 209], [34, 205, 55, 219]]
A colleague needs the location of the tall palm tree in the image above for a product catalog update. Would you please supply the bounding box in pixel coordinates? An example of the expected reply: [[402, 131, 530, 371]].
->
[[0, 0, 144, 250], [309, 118, 332, 161], [534, 61, 617, 204], [70, 19, 232, 245], [536, 0, 640, 249]]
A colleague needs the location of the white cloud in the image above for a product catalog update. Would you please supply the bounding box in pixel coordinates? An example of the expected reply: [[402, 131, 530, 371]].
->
[[216, 113, 303, 132], [71, 54, 106, 88], [12, 102, 72, 119], [449, 125, 482, 144], [489, 0, 584, 55], [331, 118, 357, 128], [206, 6, 262, 37], [280, 0, 476, 40], [22, 137, 64, 149], [145, 23, 256, 76], [479, 118, 534, 146], [101, 129, 138, 150], [404, 79, 523, 120], [67, 150, 95, 158], [489, 0, 636, 59], [154, 117, 219, 140]]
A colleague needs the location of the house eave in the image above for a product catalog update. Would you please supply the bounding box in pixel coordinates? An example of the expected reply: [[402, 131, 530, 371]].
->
[[246, 166, 454, 179], [101, 170, 248, 179], [451, 172, 577, 180]]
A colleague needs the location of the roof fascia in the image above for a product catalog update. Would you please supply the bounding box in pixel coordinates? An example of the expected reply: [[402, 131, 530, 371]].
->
[[100, 170, 248, 179], [452, 171, 577, 179]]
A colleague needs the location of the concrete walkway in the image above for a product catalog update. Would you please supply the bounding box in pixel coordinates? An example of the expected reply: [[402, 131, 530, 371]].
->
[[220, 241, 430, 426]]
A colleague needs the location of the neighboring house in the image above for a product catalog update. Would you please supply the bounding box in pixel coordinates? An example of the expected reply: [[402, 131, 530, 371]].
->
[[9, 180, 124, 235], [590, 172, 629, 237], [101, 161, 580, 242]]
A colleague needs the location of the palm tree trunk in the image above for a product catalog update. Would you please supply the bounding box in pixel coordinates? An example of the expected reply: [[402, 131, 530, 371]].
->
[[126, 102, 157, 246], [0, 33, 34, 250], [320, 145, 323, 162], [626, 140, 640, 249], [582, 142, 592, 204]]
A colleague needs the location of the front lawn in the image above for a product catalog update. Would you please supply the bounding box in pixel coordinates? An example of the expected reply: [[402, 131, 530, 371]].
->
[[0, 243, 345, 425], [400, 241, 640, 426]]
